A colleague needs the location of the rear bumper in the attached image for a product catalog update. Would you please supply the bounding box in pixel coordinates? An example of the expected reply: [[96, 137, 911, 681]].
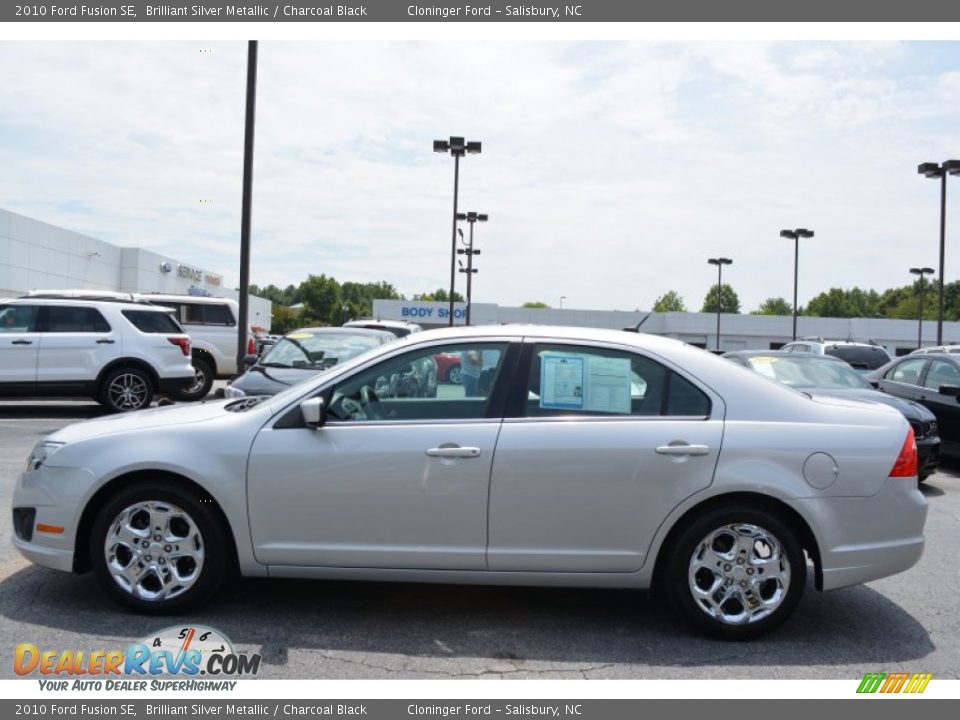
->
[[796, 479, 928, 591]]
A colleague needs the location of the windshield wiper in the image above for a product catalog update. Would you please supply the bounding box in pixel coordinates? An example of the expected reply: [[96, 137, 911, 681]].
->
[[257, 361, 293, 369]]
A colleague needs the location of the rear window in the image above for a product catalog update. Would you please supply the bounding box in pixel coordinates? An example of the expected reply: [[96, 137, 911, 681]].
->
[[351, 323, 408, 337], [122, 310, 184, 334], [826, 345, 890, 370]]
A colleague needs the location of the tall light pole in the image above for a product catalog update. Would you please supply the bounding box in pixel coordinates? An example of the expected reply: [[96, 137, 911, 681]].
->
[[918, 161, 960, 344], [434, 136, 481, 326], [236, 40, 258, 373], [910, 266, 935, 349], [707, 257, 733, 351], [779, 228, 815, 341], [560, 296, 566, 310], [456, 211, 486, 326]]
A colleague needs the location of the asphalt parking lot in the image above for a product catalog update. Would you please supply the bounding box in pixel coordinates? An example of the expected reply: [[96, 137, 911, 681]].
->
[[1, 398, 958, 681]]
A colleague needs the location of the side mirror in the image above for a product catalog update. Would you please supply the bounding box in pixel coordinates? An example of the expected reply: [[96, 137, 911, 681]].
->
[[243, 354, 258, 367], [300, 397, 326, 427], [939, 384, 960, 398]]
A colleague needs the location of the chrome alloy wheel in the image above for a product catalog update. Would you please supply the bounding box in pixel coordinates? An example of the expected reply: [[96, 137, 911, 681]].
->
[[688, 523, 791, 625], [185, 365, 207, 395], [108, 372, 150, 410], [103, 501, 205, 602]]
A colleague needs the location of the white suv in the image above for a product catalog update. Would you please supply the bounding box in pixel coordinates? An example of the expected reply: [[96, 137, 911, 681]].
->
[[780, 339, 892, 372], [27, 290, 256, 401], [0, 297, 194, 412]]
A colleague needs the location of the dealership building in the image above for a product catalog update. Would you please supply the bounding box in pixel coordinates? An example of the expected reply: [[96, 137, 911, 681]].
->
[[0, 208, 271, 327], [372, 299, 960, 358]]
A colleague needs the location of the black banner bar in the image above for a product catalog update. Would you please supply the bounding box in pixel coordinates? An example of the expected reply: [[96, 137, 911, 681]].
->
[[6, 0, 960, 22]]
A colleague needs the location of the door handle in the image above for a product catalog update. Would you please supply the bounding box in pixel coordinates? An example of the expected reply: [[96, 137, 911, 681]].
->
[[96, 339, 116, 344], [11, 340, 33, 346], [426, 446, 481, 459], [655, 444, 710, 457]]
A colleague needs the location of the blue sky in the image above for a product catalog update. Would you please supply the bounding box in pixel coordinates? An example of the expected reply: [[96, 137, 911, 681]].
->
[[2, 41, 960, 312]]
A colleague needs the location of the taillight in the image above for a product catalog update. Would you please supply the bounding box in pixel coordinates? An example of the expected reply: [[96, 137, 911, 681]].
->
[[889, 426, 918, 478], [247, 336, 256, 355], [167, 337, 191, 356]]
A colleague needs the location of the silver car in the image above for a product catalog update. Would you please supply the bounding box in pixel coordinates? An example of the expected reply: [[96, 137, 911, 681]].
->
[[12, 326, 927, 639]]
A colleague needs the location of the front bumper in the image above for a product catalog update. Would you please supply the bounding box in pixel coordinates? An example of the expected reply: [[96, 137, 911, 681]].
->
[[12, 465, 95, 574], [916, 435, 940, 477], [797, 477, 927, 591]]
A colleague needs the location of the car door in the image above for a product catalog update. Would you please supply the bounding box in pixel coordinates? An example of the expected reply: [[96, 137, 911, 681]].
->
[[36, 305, 120, 387], [487, 340, 724, 573], [0, 304, 40, 388], [247, 340, 516, 570], [878, 357, 928, 402], [916, 358, 960, 447]]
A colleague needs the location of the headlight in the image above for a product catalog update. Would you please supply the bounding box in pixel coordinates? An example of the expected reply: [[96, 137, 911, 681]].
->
[[25, 441, 65, 472], [224, 385, 247, 399]]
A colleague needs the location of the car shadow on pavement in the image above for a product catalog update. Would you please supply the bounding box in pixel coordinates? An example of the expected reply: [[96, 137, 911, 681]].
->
[[0, 563, 934, 676], [0, 403, 110, 420]]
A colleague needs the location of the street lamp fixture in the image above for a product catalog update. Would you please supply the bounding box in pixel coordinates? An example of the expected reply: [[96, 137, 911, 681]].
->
[[707, 257, 733, 351], [909, 266, 936, 350], [917, 160, 960, 344], [456, 211, 487, 326], [434, 136, 482, 326], [779, 228, 815, 341]]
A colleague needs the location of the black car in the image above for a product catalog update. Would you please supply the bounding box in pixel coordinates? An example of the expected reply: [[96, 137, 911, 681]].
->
[[865, 353, 960, 458], [725, 351, 940, 480], [225, 327, 395, 398]]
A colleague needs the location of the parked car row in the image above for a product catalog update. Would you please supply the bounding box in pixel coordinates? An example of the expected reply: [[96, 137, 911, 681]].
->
[[13, 324, 928, 641]]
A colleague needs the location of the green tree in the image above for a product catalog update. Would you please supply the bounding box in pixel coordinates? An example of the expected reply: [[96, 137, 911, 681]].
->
[[753, 297, 793, 316], [299, 274, 342, 325], [653, 290, 686, 312], [413, 288, 465, 302], [701, 284, 740, 314], [270, 304, 301, 334], [804, 287, 880, 318], [521, 301, 550, 308]]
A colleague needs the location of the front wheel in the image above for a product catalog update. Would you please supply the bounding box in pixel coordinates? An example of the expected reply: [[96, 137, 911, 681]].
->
[[663, 506, 806, 640], [90, 483, 230, 613]]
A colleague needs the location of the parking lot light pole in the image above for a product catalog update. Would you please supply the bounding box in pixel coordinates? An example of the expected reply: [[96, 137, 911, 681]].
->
[[707, 257, 733, 351], [560, 296, 565, 310], [434, 136, 481, 326], [918, 161, 960, 344], [456, 211, 487, 326], [910, 266, 935, 349], [236, 40, 258, 373], [779, 228, 815, 341]]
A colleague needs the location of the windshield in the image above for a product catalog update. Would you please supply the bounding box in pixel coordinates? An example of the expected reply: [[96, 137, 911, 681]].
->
[[262, 331, 384, 369], [745, 356, 872, 389]]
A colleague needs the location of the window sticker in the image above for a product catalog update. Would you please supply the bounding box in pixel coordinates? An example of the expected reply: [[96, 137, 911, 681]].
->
[[540, 354, 585, 409], [584, 356, 632, 413]]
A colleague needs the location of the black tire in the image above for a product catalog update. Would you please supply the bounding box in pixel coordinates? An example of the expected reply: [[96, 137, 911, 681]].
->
[[171, 356, 214, 402], [89, 481, 230, 614], [448, 364, 462, 384], [663, 505, 806, 640], [98, 367, 154, 413]]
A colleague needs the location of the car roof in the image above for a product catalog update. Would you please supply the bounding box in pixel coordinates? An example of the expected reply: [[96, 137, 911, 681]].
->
[[724, 350, 846, 362], [5, 296, 173, 312], [287, 327, 394, 338]]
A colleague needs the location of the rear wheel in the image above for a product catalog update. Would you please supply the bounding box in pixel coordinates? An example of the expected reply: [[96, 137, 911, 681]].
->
[[171, 356, 214, 402], [663, 506, 806, 640], [90, 482, 229, 613], [98, 367, 154, 413]]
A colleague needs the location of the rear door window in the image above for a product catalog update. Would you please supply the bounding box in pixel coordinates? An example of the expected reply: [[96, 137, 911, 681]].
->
[[43, 306, 111, 333]]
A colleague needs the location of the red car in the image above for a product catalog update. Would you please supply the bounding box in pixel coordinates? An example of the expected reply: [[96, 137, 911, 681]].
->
[[433, 352, 462, 384]]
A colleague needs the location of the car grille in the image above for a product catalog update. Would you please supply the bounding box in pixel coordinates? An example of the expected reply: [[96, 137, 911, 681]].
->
[[910, 420, 937, 440]]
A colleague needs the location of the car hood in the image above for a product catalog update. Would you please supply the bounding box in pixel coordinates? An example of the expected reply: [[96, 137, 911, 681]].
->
[[230, 366, 322, 396], [806, 388, 935, 421], [48, 400, 237, 444]]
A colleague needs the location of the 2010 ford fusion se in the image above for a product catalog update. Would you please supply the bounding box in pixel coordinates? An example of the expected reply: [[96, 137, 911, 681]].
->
[[12, 326, 927, 639]]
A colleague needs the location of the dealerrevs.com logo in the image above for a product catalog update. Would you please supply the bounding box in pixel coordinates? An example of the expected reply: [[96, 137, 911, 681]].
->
[[14, 625, 261, 691], [857, 672, 933, 694]]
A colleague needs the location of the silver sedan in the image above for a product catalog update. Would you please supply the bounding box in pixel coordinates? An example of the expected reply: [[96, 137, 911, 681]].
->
[[12, 326, 927, 639]]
